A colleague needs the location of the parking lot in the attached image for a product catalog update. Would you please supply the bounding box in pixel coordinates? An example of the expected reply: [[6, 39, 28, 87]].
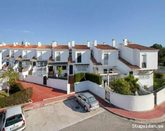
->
[[24, 98, 104, 131]]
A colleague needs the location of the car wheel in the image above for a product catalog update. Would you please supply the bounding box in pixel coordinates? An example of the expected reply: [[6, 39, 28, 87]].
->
[[84, 106, 88, 112]]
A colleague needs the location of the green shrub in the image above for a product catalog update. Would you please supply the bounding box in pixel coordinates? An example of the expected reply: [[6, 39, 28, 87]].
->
[[74, 73, 85, 83], [110, 78, 132, 95], [85, 73, 102, 85], [154, 73, 163, 79], [0, 88, 32, 108], [109, 75, 140, 95], [74, 73, 102, 85], [9, 83, 24, 94]]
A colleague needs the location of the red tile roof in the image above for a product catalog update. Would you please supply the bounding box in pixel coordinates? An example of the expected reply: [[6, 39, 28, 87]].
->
[[127, 43, 158, 51], [73, 45, 90, 49], [53, 45, 69, 49], [119, 57, 140, 70], [96, 44, 117, 50], [0, 44, 51, 49]]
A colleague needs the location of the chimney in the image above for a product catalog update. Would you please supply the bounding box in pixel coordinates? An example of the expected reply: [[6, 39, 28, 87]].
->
[[87, 41, 90, 48], [123, 39, 128, 46], [112, 39, 116, 47], [52, 41, 57, 47], [2, 42, 6, 46], [71, 41, 75, 47], [25, 42, 28, 46], [38, 42, 42, 47], [94, 40, 97, 46], [68, 42, 71, 48], [13, 42, 16, 46]]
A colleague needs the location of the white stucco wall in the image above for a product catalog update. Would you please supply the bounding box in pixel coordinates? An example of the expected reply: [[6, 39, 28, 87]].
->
[[74, 81, 105, 99], [157, 88, 165, 105], [14, 49, 22, 58], [134, 72, 153, 89], [140, 51, 158, 70], [22, 49, 36, 59], [120, 46, 135, 65], [24, 75, 67, 91], [116, 59, 131, 74], [53, 50, 69, 62], [93, 47, 118, 67], [72, 49, 90, 64], [37, 50, 51, 60], [110, 91, 155, 111], [47, 78, 67, 91], [2, 49, 9, 59]]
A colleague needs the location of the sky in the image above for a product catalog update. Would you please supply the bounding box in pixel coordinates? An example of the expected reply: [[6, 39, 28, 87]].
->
[[0, 0, 165, 46]]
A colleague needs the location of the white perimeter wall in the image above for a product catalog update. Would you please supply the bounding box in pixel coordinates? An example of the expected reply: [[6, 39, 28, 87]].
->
[[110, 91, 155, 111], [74, 81, 164, 111], [24, 75, 67, 91], [75, 81, 105, 99], [157, 88, 165, 105]]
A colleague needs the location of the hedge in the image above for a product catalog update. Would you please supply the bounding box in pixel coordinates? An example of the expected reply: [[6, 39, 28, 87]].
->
[[74, 73, 86, 83], [9, 83, 24, 94], [74, 73, 102, 85], [0, 88, 32, 108]]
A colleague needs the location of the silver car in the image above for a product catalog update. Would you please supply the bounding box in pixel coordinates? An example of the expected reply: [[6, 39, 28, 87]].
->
[[75, 92, 99, 111], [0, 106, 26, 131]]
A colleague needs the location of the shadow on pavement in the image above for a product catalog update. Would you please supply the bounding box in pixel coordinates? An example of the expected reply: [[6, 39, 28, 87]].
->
[[63, 98, 86, 113]]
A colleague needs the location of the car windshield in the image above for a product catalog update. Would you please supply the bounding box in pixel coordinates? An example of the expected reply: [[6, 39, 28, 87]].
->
[[88, 96, 96, 103], [5, 114, 23, 127]]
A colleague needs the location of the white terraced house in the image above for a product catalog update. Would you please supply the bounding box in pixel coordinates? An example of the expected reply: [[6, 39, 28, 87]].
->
[[0, 39, 158, 91]]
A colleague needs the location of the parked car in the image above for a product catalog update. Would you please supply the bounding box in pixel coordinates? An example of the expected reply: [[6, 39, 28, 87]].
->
[[0, 106, 26, 131], [75, 92, 99, 111]]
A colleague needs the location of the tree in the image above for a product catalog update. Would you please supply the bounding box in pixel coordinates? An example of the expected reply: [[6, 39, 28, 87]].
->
[[57, 67, 63, 77], [124, 75, 140, 95], [109, 78, 132, 95], [1, 68, 19, 86], [150, 43, 162, 49], [109, 75, 140, 95], [150, 43, 165, 66]]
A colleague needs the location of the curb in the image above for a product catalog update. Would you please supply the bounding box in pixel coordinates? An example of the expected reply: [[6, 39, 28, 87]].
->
[[100, 103, 165, 124], [23, 94, 75, 111]]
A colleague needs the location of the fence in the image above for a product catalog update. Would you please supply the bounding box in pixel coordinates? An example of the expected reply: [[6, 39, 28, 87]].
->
[[75, 81, 165, 112]]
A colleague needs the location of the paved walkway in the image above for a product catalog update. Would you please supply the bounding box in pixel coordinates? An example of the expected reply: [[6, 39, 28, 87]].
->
[[19, 81, 66, 102], [96, 96, 165, 121]]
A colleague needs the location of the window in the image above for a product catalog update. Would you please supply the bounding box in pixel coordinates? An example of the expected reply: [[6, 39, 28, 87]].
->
[[104, 54, 108, 65], [77, 53, 82, 63], [142, 54, 147, 68], [104, 69, 108, 74], [56, 52, 61, 61]]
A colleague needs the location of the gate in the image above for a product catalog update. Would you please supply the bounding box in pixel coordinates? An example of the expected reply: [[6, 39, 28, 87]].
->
[[105, 86, 110, 103]]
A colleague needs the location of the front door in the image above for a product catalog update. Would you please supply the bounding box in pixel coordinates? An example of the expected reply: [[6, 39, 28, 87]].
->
[[43, 76, 47, 85], [69, 65, 73, 75]]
